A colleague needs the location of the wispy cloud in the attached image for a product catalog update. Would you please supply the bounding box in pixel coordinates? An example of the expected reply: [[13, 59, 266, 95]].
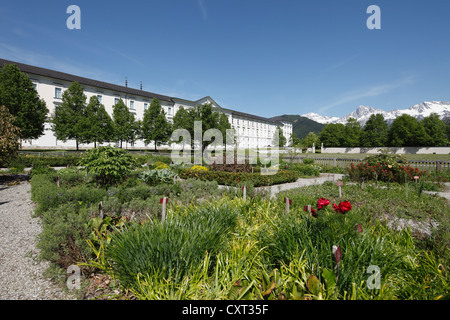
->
[[103, 45, 145, 67], [318, 74, 418, 113], [326, 55, 360, 72], [197, 0, 208, 20], [0, 42, 120, 83]]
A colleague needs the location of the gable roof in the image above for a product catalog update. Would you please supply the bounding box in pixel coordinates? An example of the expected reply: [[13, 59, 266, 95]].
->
[[0, 58, 173, 102]]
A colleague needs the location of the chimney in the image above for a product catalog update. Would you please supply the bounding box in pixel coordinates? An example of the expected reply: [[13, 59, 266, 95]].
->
[[140, 81, 142, 90], [125, 77, 128, 87]]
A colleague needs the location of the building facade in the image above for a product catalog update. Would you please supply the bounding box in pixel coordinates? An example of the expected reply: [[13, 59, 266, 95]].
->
[[0, 58, 292, 150]]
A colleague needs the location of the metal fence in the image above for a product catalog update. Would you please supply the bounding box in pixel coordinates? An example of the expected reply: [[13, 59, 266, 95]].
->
[[284, 156, 450, 172]]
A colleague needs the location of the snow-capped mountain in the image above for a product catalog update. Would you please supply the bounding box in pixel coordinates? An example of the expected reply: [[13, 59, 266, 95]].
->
[[302, 101, 450, 126], [301, 112, 340, 124]]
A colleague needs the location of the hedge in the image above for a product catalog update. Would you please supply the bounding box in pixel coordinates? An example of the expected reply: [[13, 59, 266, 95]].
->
[[178, 169, 301, 187], [6, 155, 82, 168]]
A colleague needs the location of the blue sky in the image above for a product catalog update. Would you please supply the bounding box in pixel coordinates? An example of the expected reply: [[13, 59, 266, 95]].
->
[[1, 0, 449, 118]]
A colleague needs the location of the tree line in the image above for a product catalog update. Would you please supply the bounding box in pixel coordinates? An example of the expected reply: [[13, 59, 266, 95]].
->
[[301, 113, 450, 149]]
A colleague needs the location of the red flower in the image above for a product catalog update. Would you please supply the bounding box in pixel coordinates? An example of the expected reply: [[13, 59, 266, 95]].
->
[[317, 198, 330, 210], [311, 208, 317, 218], [332, 201, 352, 214]]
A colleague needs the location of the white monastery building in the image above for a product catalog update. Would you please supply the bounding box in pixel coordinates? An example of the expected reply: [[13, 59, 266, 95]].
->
[[0, 58, 292, 150]]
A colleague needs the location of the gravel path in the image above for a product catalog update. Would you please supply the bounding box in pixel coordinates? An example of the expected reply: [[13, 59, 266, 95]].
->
[[0, 181, 73, 300]]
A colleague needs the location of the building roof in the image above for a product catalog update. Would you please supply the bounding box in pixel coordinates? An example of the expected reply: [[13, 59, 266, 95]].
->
[[0, 58, 292, 125], [0, 58, 173, 102]]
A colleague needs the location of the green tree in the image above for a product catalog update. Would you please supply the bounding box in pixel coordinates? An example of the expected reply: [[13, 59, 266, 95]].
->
[[301, 132, 318, 148], [141, 98, 172, 151], [318, 123, 346, 147], [344, 118, 362, 147], [291, 132, 301, 147], [0, 105, 21, 166], [51, 82, 86, 150], [78, 146, 136, 187], [422, 113, 447, 147], [172, 103, 231, 152], [112, 99, 138, 148], [360, 114, 389, 147], [0, 64, 48, 141], [78, 96, 114, 148], [388, 114, 431, 147], [273, 126, 287, 147]]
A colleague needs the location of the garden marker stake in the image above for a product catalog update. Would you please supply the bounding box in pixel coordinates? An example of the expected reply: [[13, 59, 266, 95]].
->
[[414, 176, 419, 184], [242, 186, 247, 201], [337, 182, 343, 198], [98, 201, 103, 219], [333, 245, 342, 283], [160, 197, 169, 222], [56, 176, 60, 188], [284, 197, 292, 214]]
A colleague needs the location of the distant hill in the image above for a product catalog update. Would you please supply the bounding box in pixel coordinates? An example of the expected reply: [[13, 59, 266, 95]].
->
[[275, 114, 325, 140]]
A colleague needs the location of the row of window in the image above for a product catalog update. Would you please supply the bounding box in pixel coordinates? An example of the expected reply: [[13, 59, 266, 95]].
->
[[53, 87, 173, 115]]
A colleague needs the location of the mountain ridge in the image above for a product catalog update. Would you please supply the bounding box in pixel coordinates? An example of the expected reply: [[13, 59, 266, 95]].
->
[[300, 101, 450, 126]]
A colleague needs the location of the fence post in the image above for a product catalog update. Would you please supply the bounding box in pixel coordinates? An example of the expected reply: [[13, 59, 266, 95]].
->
[[334, 158, 337, 167], [437, 161, 441, 172]]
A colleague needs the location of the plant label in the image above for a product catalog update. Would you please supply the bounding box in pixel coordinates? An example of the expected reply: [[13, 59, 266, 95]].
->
[[337, 182, 343, 198], [334, 245, 342, 265], [159, 197, 169, 204], [242, 186, 247, 201], [355, 224, 363, 233], [284, 197, 292, 214], [414, 176, 419, 183], [160, 197, 168, 222]]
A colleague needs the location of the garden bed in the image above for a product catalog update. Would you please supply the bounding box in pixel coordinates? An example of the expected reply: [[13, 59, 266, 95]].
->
[[28, 169, 449, 300], [23, 148, 449, 300]]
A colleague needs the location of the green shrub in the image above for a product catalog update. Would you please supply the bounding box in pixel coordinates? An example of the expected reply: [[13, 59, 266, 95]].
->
[[6, 155, 82, 168], [78, 146, 136, 187], [31, 174, 108, 216], [36, 202, 92, 271], [302, 158, 314, 165], [286, 163, 320, 176], [178, 169, 300, 187], [30, 162, 56, 177], [139, 168, 176, 185], [105, 203, 239, 287]]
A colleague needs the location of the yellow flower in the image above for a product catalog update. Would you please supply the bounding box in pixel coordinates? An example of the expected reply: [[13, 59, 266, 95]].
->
[[190, 165, 208, 172]]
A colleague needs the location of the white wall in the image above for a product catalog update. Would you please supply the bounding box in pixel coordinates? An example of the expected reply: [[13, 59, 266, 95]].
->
[[22, 72, 291, 150]]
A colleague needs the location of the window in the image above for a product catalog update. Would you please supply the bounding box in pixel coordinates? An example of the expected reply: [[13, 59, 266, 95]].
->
[[97, 95, 103, 104], [55, 87, 62, 99], [168, 107, 172, 115], [114, 97, 120, 105], [32, 83, 37, 90], [144, 103, 148, 110], [130, 101, 135, 110]]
